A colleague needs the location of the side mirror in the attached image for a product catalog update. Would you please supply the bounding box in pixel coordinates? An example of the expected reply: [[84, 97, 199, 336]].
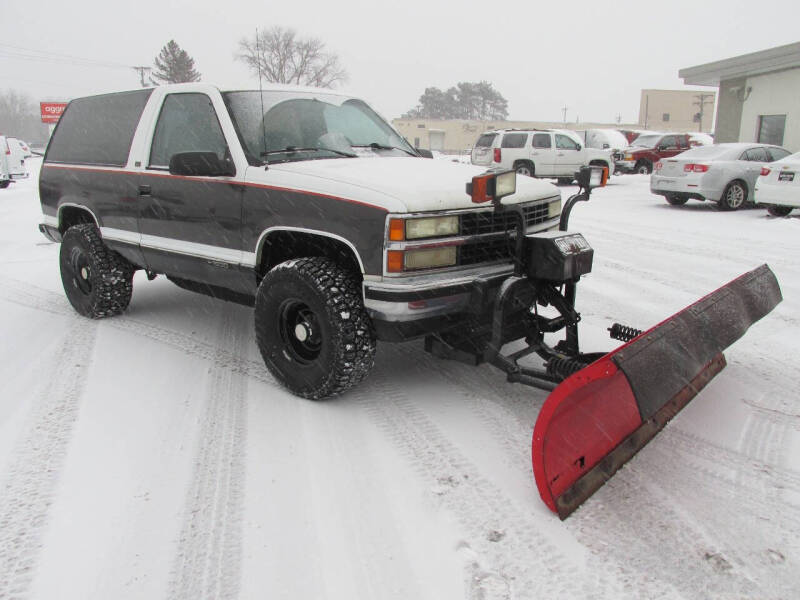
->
[[657, 145, 667, 151], [169, 152, 235, 177], [416, 148, 434, 159], [576, 144, 582, 151]]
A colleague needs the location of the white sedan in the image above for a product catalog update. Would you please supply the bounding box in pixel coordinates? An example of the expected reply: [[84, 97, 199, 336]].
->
[[650, 143, 791, 210], [755, 151, 800, 216]]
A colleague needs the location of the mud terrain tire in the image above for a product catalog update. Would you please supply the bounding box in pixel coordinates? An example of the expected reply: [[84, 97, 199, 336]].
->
[[255, 257, 376, 399], [59, 223, 135, 318]]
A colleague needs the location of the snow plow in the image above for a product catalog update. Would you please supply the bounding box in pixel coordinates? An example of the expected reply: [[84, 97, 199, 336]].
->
[[429, 166, 782, 518]]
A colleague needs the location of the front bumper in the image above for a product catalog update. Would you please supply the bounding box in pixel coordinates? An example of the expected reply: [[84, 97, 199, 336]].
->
[[364, 263, 515, 341], [616, 160, 636, 173]]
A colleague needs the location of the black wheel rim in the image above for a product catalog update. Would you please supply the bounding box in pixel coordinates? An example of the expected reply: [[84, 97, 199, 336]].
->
[[278, 298, 322, 364], [68, 246, 92, 295]]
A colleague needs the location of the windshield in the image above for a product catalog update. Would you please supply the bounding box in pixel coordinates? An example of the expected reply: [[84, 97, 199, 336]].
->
[[223, 90, 415, 165], [631, 134, 661, 148]]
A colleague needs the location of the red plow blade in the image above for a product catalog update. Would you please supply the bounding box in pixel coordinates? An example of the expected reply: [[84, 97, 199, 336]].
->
[[532, 264, 782, 519]]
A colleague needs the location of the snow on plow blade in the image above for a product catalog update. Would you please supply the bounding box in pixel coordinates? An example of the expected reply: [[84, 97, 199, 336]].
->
[[532, 264, 782, 519]]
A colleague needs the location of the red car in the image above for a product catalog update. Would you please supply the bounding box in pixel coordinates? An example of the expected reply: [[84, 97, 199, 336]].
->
[[617, 133, 691, 174]]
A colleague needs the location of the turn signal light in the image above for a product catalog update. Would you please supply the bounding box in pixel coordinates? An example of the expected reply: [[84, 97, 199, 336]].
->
[[683, 163, 709, 173], [493, 148, 501, 163], [761, 167, 771, 177], [655, 162, 663, 171]]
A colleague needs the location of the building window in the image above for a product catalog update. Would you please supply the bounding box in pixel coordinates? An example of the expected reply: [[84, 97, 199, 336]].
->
[[662, 113, 670, 122], [757, 115, 786, 146], [417, 124, 425, 128], [414, 137, 420, 147]]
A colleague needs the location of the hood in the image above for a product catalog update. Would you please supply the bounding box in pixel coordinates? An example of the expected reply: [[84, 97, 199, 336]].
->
[[255, 156, 559, 213]]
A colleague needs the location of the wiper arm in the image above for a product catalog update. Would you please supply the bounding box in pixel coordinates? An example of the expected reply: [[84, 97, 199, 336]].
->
[[354, 142, 418, 157], [260, 146, 357, 158]]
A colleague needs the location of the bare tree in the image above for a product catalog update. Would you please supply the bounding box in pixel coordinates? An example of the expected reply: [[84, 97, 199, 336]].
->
[[236, 27, 347, 88], [0, 89, 49, 142]]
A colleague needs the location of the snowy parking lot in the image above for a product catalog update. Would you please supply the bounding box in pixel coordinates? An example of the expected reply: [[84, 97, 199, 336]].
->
[[1, 159, 799, 599]]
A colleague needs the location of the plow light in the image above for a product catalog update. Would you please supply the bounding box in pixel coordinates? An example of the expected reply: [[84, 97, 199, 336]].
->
[[466, 169, 517, 204], [574, 165, 608, 191]]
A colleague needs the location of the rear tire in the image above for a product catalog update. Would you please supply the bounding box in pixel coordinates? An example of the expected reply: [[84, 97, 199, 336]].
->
[[514, 161, 535, 177], [254, 257, 376, 399], [719, 181, 747, 211], [767, 204, 793, 217], [665, 194, 688, 206], [59, 223, 135, 318], [0, 180, 10, 189]]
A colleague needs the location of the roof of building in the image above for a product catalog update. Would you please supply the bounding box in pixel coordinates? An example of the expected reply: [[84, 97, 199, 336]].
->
[[679, 41, 800, 86]]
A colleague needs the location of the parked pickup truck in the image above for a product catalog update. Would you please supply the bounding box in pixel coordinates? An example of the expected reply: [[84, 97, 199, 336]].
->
[[616, 132, 691, 174], [38, 83, 564, 399], [471, 129, 614, 183]]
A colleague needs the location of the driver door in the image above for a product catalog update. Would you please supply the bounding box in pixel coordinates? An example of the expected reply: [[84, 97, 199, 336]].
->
[[139, 92, 249, 292], [554, 134, 583, 175]]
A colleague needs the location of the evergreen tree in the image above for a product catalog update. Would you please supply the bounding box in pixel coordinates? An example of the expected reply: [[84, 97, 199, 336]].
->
[[151, 40, 201, 84]]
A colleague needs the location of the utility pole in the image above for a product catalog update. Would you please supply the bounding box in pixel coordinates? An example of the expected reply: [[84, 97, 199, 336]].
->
[[693, 93, 715, 132], [561, 106, 568, 124], [132, 66, 152, 88]]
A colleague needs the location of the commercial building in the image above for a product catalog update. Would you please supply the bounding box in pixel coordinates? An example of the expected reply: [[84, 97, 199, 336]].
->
[[680, 41, 800, 151], [638, 89, 716, 133]]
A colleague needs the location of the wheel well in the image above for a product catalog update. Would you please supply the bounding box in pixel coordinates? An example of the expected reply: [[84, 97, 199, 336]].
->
[[635, 159, 652, 167], [256, 230, 362, 282], [59, 206, 97, 233], [513, 160, 534, 173]]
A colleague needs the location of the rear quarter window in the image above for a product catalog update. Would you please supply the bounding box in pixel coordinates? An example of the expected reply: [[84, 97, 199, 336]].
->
[[475, 133, 497, 148], [45, 89, 154, 167], [500, 133, 527, 149]]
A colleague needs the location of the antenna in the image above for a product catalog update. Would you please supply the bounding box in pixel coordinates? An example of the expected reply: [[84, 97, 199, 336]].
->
[[255, 28, 267, 162]]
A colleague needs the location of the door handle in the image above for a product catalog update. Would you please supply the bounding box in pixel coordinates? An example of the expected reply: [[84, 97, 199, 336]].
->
[[139, 185, 151, 195]]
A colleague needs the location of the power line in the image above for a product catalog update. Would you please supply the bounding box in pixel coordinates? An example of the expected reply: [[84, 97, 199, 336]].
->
[[0, 43, 133, 69]]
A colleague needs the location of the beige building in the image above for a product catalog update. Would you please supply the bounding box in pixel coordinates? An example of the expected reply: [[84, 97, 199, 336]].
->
[[680, 41, 800, 152], [392, 118, 639, 153], [638, 89, 716, 133]]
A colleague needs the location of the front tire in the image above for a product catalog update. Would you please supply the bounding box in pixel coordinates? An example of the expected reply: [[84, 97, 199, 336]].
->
[[767, 204, 793, 217], [719, 181, 747, 211], [635, 161, 652, 175], [254, 257, 376, 399], [59, 223, 135, 318], [0, 180, 10, 189]]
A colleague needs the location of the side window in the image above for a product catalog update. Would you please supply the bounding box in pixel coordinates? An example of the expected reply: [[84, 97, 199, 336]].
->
[[743, 147, 769, 162], [660, 136, 678, 150], [532, 133, 551, 149], [555, 134, 579, 150], [767, 147, 790, 162], [500, 133, 527, 149], [149, 93, 228, 168]]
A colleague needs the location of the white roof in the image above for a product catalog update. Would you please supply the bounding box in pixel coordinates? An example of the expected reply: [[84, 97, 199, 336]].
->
[[680, 41, 800, 86]]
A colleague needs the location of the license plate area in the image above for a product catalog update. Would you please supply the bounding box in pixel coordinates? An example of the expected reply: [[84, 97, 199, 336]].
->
[[778, 171, 795, 182]]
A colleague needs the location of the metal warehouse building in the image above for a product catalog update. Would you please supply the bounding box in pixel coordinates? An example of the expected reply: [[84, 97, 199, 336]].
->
[[680, 41, 800, 151]]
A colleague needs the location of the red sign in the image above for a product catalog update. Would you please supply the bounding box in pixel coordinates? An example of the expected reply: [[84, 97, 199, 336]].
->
[[40, 102, 68, 124]]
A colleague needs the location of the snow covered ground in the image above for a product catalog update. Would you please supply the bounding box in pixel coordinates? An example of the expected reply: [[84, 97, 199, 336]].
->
[[1, 159, 798, 599]]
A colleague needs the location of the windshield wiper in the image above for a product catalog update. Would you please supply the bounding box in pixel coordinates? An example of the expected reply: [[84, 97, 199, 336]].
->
[[260, 146, 357, 159], [354, 142, 418, 157]]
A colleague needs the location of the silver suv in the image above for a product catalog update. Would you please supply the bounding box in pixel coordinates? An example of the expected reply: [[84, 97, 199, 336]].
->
[[471, 129, 614, 183]]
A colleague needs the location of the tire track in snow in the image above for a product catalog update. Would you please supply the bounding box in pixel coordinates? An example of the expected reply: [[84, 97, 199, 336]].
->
[[166, 311, 249, 600], [351, 357, 627, 600], [0, 317, 97, 599], [0, 278, 274, 388]]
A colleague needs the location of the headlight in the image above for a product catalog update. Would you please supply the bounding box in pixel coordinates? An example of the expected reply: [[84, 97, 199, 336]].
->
[[405, 216, 459, 240], [548, 198, 561, 218], [404, 247, 457, 270]]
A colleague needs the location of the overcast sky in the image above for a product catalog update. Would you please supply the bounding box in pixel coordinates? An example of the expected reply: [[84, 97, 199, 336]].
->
[[3, 0, 799, 124]]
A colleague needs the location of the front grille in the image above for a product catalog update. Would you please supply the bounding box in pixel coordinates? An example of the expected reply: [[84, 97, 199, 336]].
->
[[460, 237, 514, 266], [614, 151, 625, 161], [460, 201, 551, 236]]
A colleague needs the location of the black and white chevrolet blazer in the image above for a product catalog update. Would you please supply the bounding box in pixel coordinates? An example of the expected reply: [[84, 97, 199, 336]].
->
[[39, 82, 562, 398]]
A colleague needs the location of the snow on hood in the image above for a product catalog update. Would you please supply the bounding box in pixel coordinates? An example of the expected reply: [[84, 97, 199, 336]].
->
[[258, 156, 560, 213]]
